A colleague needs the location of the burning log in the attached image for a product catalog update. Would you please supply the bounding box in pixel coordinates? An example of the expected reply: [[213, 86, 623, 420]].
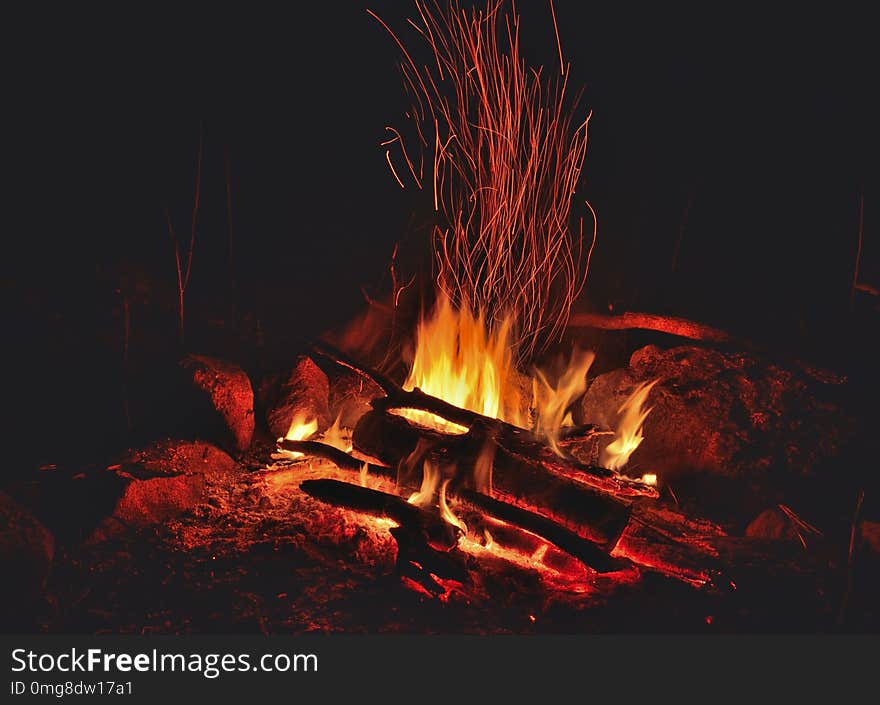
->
[[311, 341, 657, 499], [283, 439, 626, 572], [300, 479, 460, 551], [353, 410, 632, 550]]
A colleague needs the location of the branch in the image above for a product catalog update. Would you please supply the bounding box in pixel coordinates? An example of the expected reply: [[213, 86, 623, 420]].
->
[[567, 311, 732, 343]]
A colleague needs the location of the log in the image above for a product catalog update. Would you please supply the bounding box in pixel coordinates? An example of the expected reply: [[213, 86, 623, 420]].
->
[[299, 478, 460, 551], [567, 311, 732, 343], [289, 441, 728, 584], [284, 439, 626, 572], [300, 478, 471, 592], [352, 411, 633, 549], [311, 341, 657, 499]]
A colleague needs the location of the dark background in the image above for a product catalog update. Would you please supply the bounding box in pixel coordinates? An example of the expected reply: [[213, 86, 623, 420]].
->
[[4, 2, 876, 467]]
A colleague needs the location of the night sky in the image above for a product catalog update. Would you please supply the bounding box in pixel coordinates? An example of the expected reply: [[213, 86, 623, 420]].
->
[[4, 2, 875, 463]]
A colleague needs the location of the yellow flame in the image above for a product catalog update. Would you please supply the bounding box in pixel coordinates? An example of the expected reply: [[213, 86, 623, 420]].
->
[[641, 473, 657, 486], [601, 379, 659, 471], [407, 460, 440, 507], [399, 293, 524, 433], [440, 478, 467, 536], [483, 528, 494, 550], [359, 462, 369, 488], [285, 412, 318, 441], [322, 411, 352, 453], [532, 348, 595, 455], [279, 412, 318, 458]]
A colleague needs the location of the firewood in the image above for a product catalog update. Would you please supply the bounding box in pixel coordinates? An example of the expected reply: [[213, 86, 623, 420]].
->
[[353, 410, 633, 549], [285, 439, 626, 572], [310, 340, 657, 499], [299, 478, 460, 551]]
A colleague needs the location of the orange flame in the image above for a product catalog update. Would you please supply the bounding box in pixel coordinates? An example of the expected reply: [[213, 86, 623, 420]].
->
[[399, 294, 525, 432], [601, 380, 659, 471]]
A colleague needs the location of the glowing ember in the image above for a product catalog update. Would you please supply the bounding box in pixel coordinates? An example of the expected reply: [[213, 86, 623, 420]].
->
[[641, 473, 658, 486], [399, 294, 525, 432], [533, 348, 595, 455], [483, 528, 495, 550], [601, 380, 659, 471]]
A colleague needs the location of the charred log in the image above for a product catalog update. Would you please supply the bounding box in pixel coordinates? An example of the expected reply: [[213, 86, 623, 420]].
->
[[285, 440, 625, 572], [353, 410, 632, 549], [299, 479, 460, 551], [311, 341, 657, 499]]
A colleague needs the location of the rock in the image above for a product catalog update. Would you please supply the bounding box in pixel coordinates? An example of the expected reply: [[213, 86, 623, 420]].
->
[[180, 355, 255, 452], [862, 521, 880, 555], [264, 356, 331, 439], [745, 508, 800, 541], [0, 491, 55, 624], [90, 440, 236, 541], [580, 345, 855, 479]]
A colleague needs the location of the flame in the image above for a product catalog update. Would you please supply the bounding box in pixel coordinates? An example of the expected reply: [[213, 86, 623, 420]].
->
[[285, 412, 318, 442], [407, 460, 440, 507], [439, 479, 467, 536], [399, 294, 525, 432], [407, 461, 467, 538], [278, 412, 318, 458], [483, 528, 494, 550], [322, 412, 352, 453], [601, 380, 659, 471], [359, 462, 369, 488], [532, 348, 595, 455], [473, 440, 496, 494], [640, 473, 657, 486]]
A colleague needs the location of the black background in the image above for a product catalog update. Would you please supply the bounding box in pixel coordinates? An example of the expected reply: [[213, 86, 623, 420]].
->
[[4, 2, 876, 465]]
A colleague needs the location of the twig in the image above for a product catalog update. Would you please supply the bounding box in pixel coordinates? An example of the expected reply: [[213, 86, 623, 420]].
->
[[224, 144, 236, 319], [837, 489, 865, 627], [777, 503, 822, 550], [166, 127, 204, 345], [851, 184, 864, 310]]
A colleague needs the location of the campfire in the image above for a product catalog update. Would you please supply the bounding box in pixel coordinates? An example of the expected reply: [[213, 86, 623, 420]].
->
[[4, 0, 876, 635], [254, 1, 726, 596]]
